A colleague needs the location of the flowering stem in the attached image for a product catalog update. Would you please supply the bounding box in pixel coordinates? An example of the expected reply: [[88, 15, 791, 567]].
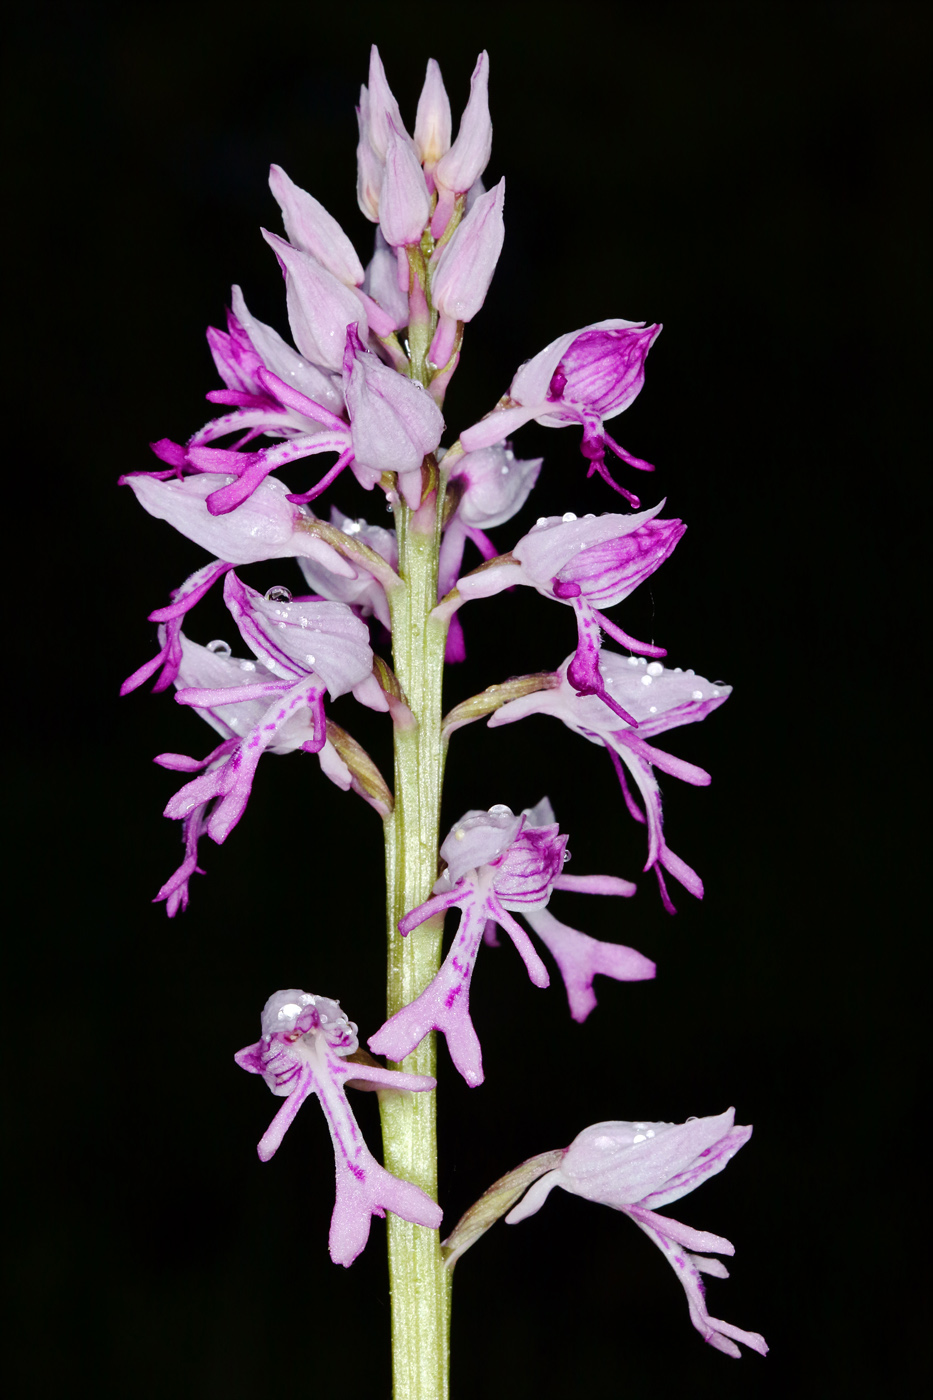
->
[[380, 481, 451, 1399]]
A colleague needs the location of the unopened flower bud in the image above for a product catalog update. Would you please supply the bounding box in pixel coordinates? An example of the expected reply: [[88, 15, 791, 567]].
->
[[379, 121, 432, 248], [414, 57, 452, 172], [269, 164, 364, 287]]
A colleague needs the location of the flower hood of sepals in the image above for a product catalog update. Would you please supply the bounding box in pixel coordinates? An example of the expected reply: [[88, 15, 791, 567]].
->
[[505, 1110, 767, 1360], [414, 57, 452, 177], [342, 327, 444, 510], [269, 165, 366, 288], [298, 506, 398, 631], [459, 319, 661, 506], [368, 803, 650, 1084], [209, 285, 346, 420], [432, 51, 492, 238], [428, 178, 505, 370], [222, 571, 385, 708], [379, 119, 432, 249], [152, 636, 372, 915], [261, 229, 370, 375], [488, 653, 732, 912], [236, 988, 442, 1267]]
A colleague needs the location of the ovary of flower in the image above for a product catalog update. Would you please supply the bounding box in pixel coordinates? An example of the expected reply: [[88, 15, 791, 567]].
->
[[236, 990, 441, 1267], [152, 636, 380, 915], [450, 504, 685, 714], [489, 654, 732, 913], [460, 320, 660, 506], [368, 802, 651, 1084], [505, 1109, 767, 1360]]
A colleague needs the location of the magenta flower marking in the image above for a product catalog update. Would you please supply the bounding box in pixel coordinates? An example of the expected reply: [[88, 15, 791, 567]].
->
[[236, 990, 441, 1266], [369, 801, 650, 1084], [490, 654, 731, 912], [506, 1109, 767, 1359], [453, 504, 685, 712], [460, 319, 660, 505]]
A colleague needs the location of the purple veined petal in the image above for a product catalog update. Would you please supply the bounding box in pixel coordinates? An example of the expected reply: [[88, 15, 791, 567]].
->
[[512, 503, 668, 591], [616, 731, 711, 786], [566, 602, 640, 727], [432, 52, 492, 235], [414, 57, 452, 170], [223, 572, 374, 696], [627, 1215, 768, 1358], [256, 1063, 317, 1161], [490, 823, 567, 908], [523, 906, 654, 1022], [369, 896, 488, 1084], [263, 230, 367, 372], [379, 120, 431, 248], [269, 164, 364, 286], [398, 883, 465, 936]]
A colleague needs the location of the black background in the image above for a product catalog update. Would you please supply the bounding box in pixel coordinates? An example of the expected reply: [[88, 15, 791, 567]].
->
[[4, 2, 928, 1395]]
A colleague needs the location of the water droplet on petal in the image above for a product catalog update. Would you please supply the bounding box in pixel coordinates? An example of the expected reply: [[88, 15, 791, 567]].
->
[[627, 657, 640, 667], [648, 705, 658, 713], [240, 660, 256, 672], [265, 586, 292, 603], [488, 804, 513, 816], [207, 639, 231, 657], [305, 655, 316, 666], [562, 511, 577, 522], [535, 516, 548, 527], [692, 689, 704, 699], [641, 674, 653, 686], [646, 661, 664, 676]]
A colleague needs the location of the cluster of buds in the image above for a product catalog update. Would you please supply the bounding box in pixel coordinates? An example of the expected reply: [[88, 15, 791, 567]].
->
[[121, 45, 765, 1361]]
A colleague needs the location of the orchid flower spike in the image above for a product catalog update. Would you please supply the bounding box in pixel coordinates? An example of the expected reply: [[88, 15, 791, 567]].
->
[[368, 801, 651, 1084], [460, 320, 661, 505], [506, 1109, 767, 1359], [489, 654, 731, 913], [451, 503, 685, 710], [236, 990, 441, 1266]]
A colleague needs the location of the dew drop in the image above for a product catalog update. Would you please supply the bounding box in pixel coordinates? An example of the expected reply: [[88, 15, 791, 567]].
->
[[265, 586, 292, 603], [305, 655, 316, 666], [500, 465, 509, 475], [692, 689, 704, 700], [562, 511, 577, 522], [627, 656, 640, 667], [343, 519, 362, 535], [535, 516, 549, 527], [641, 674, 653, 686], [488, 803, 514, 816], [207, 639, 231, 657], [240, 660, 256, 672], [646, 661, 664, 676], [648, 705, 658, 713]]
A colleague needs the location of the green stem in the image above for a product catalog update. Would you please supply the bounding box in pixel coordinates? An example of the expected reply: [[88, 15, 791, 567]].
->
[[379, 488, 452, 1400]]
